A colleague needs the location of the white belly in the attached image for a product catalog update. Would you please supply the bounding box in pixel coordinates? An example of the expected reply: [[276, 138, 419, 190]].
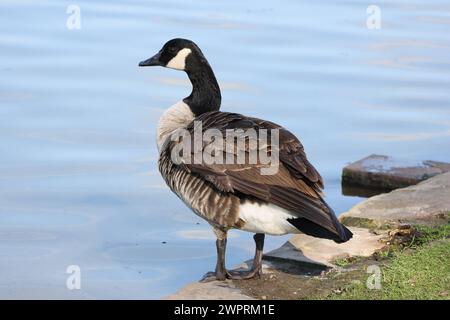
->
[[238, 201, 300, 235]]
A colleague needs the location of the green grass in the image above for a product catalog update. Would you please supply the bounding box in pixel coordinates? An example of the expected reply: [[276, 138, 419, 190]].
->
[[330, 223, 450, 300], [334, 241, 450, 299], [333, 258, 351, 267], [411, 224, 450, 247]]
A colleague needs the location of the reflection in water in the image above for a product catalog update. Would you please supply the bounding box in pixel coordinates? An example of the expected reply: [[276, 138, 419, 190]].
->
[[0, 0, 450, 298], [341, 182, 391, 198]]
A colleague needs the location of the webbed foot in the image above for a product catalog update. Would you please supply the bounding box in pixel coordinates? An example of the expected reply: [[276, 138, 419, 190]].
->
[[199, 271, 226, 282]]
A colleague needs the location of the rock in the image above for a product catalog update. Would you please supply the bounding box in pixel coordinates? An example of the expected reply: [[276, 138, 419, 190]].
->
[[163, 262, 277, 300], [340, 172, 450, 225], [342, 154, 450, 192], [163, 280, 254, 300], [265, 227, 386, 267]]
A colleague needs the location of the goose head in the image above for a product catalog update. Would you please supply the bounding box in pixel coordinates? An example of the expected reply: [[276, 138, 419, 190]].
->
[[139, 38, 221, 116], [138, 38, 208, 72]]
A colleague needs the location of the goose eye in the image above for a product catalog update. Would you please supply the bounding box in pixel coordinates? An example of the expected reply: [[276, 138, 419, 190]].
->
[[168, 47, 176, 54]]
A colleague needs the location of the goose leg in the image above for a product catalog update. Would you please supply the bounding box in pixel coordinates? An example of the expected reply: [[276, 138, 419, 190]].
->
[[226, 233, 265, 280], [200, 231, 265, 282], [200, 229, 228, 282]]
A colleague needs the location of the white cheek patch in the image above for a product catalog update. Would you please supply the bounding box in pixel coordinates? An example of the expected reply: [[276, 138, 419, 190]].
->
[[166, 48, 192, 70]]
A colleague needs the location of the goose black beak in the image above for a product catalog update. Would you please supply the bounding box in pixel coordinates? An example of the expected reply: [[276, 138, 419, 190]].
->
[[138, 52, 162, 67]]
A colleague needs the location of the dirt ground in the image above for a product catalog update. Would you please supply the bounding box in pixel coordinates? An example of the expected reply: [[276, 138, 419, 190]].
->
[[232, 256, 384, 300]]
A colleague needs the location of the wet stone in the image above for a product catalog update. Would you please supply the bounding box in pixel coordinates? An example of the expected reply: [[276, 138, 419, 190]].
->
[[340, 171, 450, 225], [342, 154, 450, 192]]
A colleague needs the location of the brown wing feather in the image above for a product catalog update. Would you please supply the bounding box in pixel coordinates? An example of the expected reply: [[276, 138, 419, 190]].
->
[[167, 111, 351, 241]]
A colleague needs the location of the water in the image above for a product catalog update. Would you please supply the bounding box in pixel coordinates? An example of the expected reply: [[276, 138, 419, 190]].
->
[[1, 0, 449, 299]]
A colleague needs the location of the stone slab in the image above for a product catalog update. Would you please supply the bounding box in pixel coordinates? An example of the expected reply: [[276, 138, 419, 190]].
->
[[163, 280, 254, 300], [265, 227, 385, 267], [342, 154, 450, 191], [340, 171, 450, 224]]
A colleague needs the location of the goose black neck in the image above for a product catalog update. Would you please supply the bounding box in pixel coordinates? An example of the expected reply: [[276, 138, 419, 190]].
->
[[184, 63, 221, 117]]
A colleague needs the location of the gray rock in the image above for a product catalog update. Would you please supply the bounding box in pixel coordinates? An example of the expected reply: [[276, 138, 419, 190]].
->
[[340, 171, 450, 224], [265, 227, 385, 267], [163, 280, 254, 300], [342, 154, 450, 191]]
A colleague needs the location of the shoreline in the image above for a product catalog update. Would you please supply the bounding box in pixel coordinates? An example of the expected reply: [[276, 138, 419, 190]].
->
[[165, 172, 450, 300]]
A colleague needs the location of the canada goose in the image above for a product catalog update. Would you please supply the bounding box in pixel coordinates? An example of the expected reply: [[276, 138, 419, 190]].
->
[[139, 38, 352, 281]]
